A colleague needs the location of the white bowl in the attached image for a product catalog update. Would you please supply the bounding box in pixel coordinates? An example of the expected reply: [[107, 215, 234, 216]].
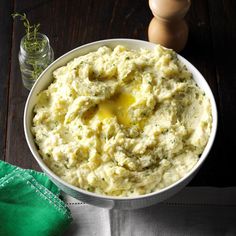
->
[[24, 39, 217, 209]]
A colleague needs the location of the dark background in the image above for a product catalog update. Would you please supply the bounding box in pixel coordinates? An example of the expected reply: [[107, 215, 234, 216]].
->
[[0, 0, 235, 186]]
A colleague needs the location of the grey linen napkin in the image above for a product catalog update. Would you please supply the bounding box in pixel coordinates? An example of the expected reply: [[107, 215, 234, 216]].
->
[[63, 187, 236, 236]]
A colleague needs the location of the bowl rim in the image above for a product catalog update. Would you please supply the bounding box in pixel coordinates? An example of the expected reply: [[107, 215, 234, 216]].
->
[[24, 38, 218, 201]]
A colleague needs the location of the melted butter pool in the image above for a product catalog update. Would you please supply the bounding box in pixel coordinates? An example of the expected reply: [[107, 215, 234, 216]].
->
[[97, 92, 135, 126]]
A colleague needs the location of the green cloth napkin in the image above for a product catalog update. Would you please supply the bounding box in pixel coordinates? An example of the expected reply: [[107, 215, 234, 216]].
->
[[0, 161, 72, 236]]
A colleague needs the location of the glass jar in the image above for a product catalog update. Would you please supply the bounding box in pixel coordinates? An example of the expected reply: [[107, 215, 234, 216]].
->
[[18, 33, 54, 90]]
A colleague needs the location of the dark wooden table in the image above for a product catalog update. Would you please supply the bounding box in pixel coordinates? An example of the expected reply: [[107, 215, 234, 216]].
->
[[0, 0, 235, 187]]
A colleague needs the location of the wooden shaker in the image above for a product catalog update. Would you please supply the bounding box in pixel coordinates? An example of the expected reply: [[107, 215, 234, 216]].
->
[[148, 0, 191, 52]]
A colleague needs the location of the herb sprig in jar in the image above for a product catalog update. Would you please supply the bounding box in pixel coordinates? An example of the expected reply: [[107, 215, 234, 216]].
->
[[12, 13, 54, 90]]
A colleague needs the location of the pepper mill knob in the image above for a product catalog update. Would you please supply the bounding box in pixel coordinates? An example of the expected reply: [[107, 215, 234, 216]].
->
[[148, 0, 191, 52]]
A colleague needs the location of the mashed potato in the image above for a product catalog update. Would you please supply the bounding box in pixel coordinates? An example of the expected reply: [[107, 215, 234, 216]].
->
[[32, 45, 212, 196]]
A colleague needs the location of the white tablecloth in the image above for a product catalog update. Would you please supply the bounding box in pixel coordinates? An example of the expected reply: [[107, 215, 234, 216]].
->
[[63, 187, 236, 236]]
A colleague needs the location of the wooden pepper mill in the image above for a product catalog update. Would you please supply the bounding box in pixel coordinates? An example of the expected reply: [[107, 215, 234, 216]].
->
[[148, 0, 191, 52]]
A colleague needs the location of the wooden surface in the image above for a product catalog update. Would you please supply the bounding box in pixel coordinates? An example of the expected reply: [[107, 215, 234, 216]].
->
[[0, 0, 235, 186]]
